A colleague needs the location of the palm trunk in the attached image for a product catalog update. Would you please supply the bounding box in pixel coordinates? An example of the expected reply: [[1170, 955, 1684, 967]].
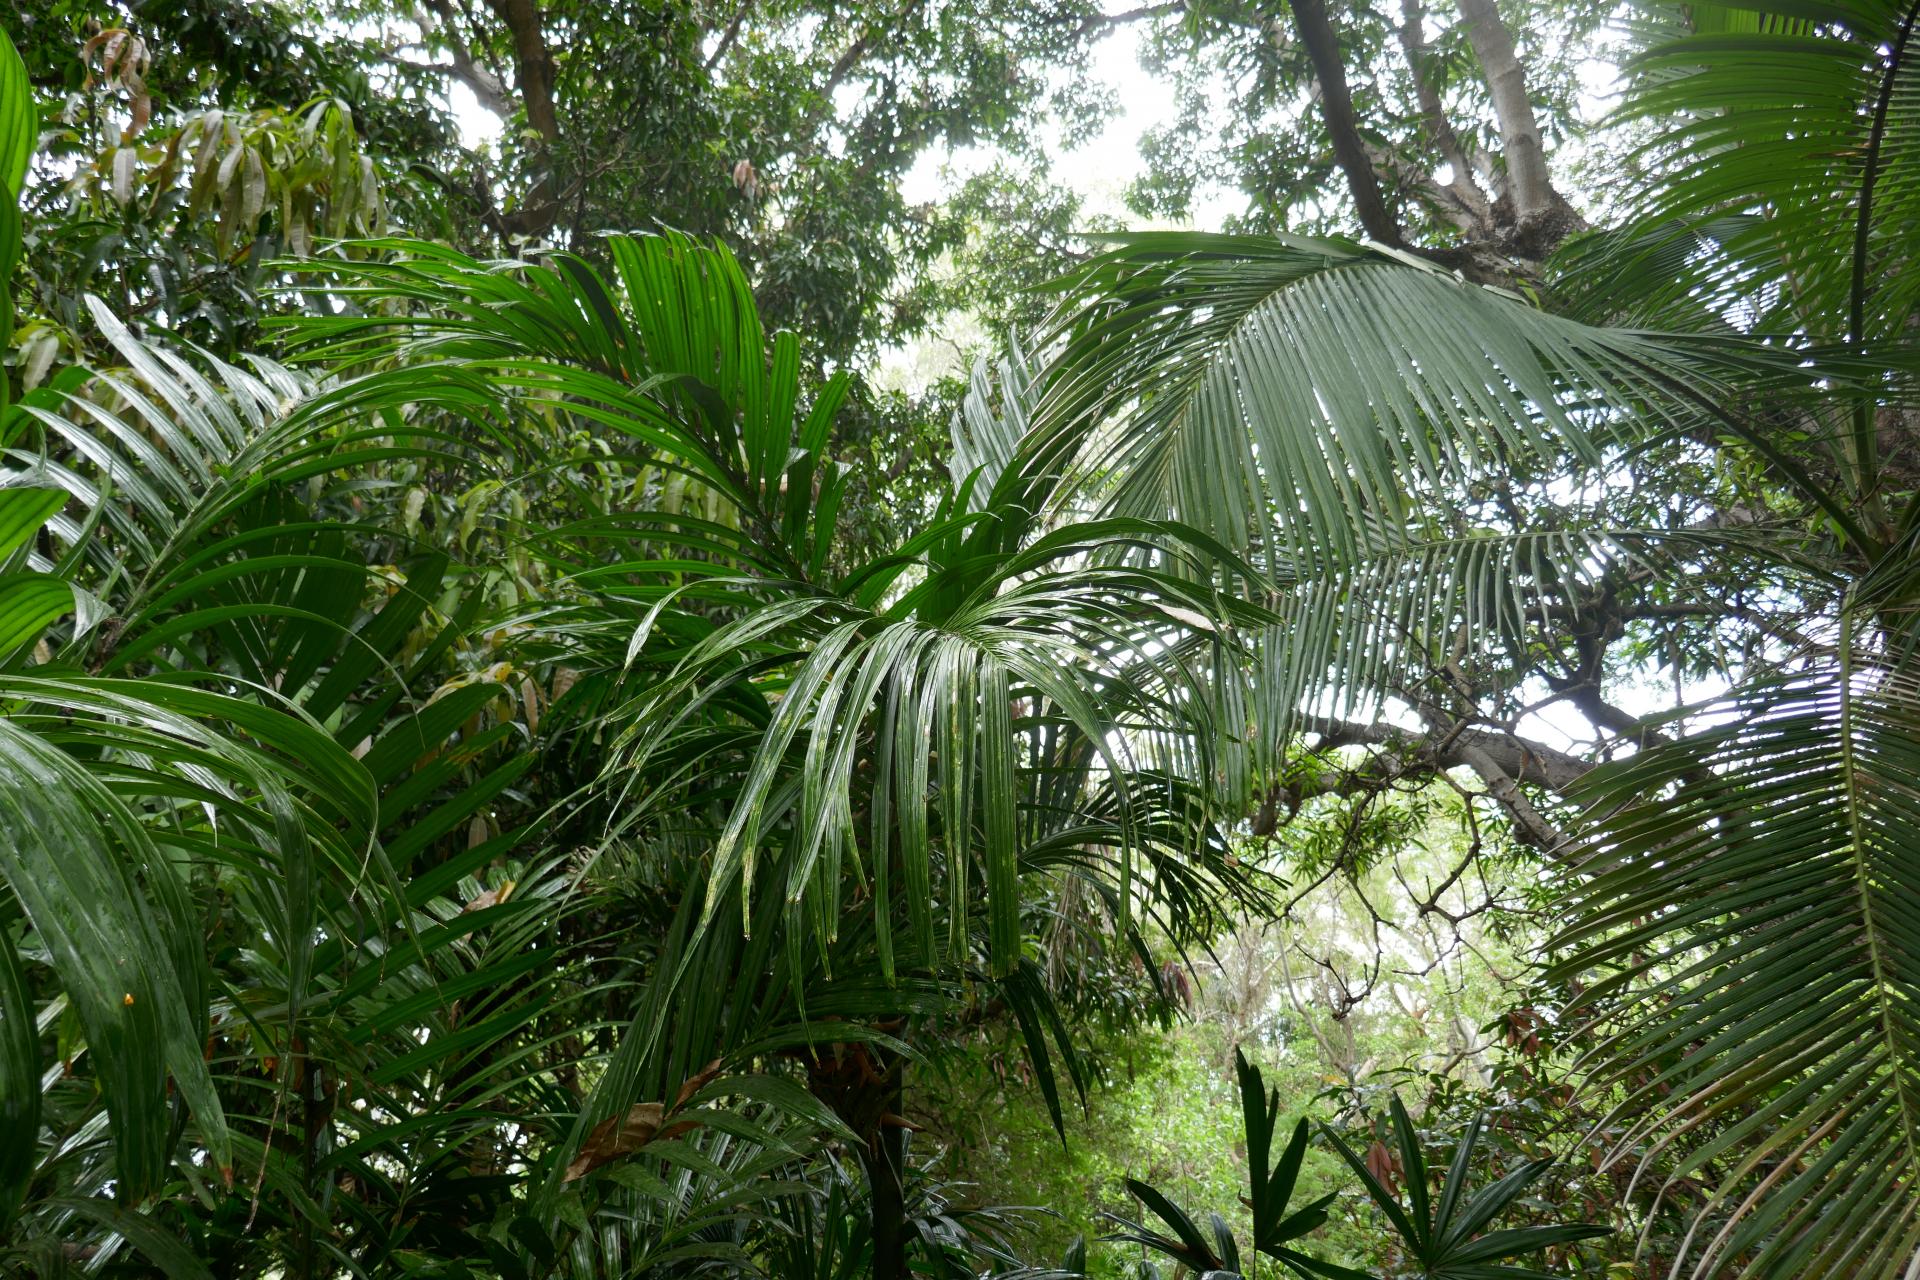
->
[[864, 1091, 908, 1280], [808, 1036, 912, 1279]]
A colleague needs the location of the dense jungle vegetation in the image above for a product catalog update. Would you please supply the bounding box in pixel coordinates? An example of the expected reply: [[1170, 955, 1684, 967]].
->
[[1, 0, 1918, 1276]]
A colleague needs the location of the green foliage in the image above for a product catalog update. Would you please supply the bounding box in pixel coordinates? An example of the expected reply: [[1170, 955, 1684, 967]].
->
[[4, 0, 1920, 1270], [1105, 1049, 1360, 1280], [1320, 1097, 1609, 1279]]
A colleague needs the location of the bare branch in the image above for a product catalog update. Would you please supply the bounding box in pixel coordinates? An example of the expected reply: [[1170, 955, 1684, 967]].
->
[[1285, 0, 1403, 245], [704, 0, 757, 71], [416, 0, 514, 118], [824, 0, 930, 97], [1394, 0, 1493, 229]]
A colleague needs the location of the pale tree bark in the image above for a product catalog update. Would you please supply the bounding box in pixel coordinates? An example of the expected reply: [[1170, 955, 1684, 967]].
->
[[415, 0, 513, 118], [1454, 0, 1572, 235], [1395, 0, 1494, 230], [1284, 0, 1591, 279]]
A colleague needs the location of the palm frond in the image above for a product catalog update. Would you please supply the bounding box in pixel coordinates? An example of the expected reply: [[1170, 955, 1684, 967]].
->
[[1561, 0, 1920, 353], [283, 233, 848, 585], [950, 339, 1037, 516], [1551, 651, 1920, 1276], [1028, 233, 1807, 574]]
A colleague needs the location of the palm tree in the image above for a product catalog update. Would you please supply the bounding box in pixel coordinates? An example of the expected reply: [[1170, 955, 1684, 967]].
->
[[1018, 0, 1920, 1273], [8, 42, 1252, 1249], [292, 229, 1280, 1276], [0, 245, 581, 1277]]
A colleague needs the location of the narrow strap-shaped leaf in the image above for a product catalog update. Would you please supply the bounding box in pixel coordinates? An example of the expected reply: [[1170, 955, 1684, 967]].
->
[[0, 488, 63, 562], [1319, 1121, 1424, 1255], [1125, 1178, 1222, 1270], [1442, 1222, 1612, 1266], [1257, 1117, 1317, 1248], [0, 931, 37, 1233], [302, 551, 451, 720], [1443, 1157, 1555, 1244], [1432, 1110, 1485, 1246], [0, 27, 28, 420], [981, 657, 1020, 974], [0, 573, 74, 656], [0, 27, 31, 198], [0, 721, 231, 1194], [1268, 1246, 1375, 1280], [1388, 1094, 1432, 1248], [1236, 1050, 1275, 1223], [49, 1196, 215, 1280], [360, 680, 507, 786]]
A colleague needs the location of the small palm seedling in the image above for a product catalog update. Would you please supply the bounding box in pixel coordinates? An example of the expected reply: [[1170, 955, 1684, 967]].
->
[[1319, 1098, 1610, 1279], [1102, 1049, 1366, 1279]]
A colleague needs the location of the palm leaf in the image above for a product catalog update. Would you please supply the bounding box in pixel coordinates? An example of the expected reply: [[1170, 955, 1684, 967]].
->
[[0, 718, 236, 1198], [1028, 233, 1808, 576], [0, 920, 35, 1235], [1551, 648, 1920, 1276], [1562, 0, 1920, 352]]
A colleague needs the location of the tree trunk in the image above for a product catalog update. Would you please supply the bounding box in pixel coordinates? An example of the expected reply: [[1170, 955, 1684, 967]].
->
[[807, 1037, 911, 1279], [1454, 0, 1557, 221], [864, 1084, 909, 1280]]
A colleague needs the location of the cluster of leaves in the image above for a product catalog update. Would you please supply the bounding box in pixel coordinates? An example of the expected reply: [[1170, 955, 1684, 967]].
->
[[1107, 1051, 1608, 1280], [0, 20, 1273, 1267]]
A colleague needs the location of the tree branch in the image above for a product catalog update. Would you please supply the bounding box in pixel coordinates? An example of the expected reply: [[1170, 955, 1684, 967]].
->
[[1364, 139, 1483, 236], [1045, 2, 1186, 38], [704, 0, 757, 71], [484, 0, 560, 146], [1395, 0, 1493, 229], [1285, 0, 1403, 245], [1298, 714, 1593, 796], [1454, 0, 1564, 225], [416, 0, 514, 118], [824, 0, 930, 97]]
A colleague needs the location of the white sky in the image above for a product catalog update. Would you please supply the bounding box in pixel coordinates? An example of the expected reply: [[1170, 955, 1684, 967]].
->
[[897, 23, 1228, 226]]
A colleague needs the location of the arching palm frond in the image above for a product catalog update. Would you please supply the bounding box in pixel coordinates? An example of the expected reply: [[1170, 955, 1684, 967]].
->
[[949, 339, 1037, 515], [294, 234, 1267, 974], [607, 533, 1259, 974], [1552, 652, 1920, 1277], [0, 279, 581, 1267], [1562, 0, 1920, 352], [0, 415, 381, 1211], [1027, 233, 1814, 575], [285, 233, 850, 588], [280, 236, 1278, 1272], [1020, 93, 1918, 1273]]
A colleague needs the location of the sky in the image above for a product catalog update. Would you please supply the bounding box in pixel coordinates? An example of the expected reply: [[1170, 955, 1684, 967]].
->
[[896, 22, 1221, 225]]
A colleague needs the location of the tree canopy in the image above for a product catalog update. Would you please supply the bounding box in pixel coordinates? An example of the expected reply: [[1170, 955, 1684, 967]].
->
[[3, 0, 1920, 1277]]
